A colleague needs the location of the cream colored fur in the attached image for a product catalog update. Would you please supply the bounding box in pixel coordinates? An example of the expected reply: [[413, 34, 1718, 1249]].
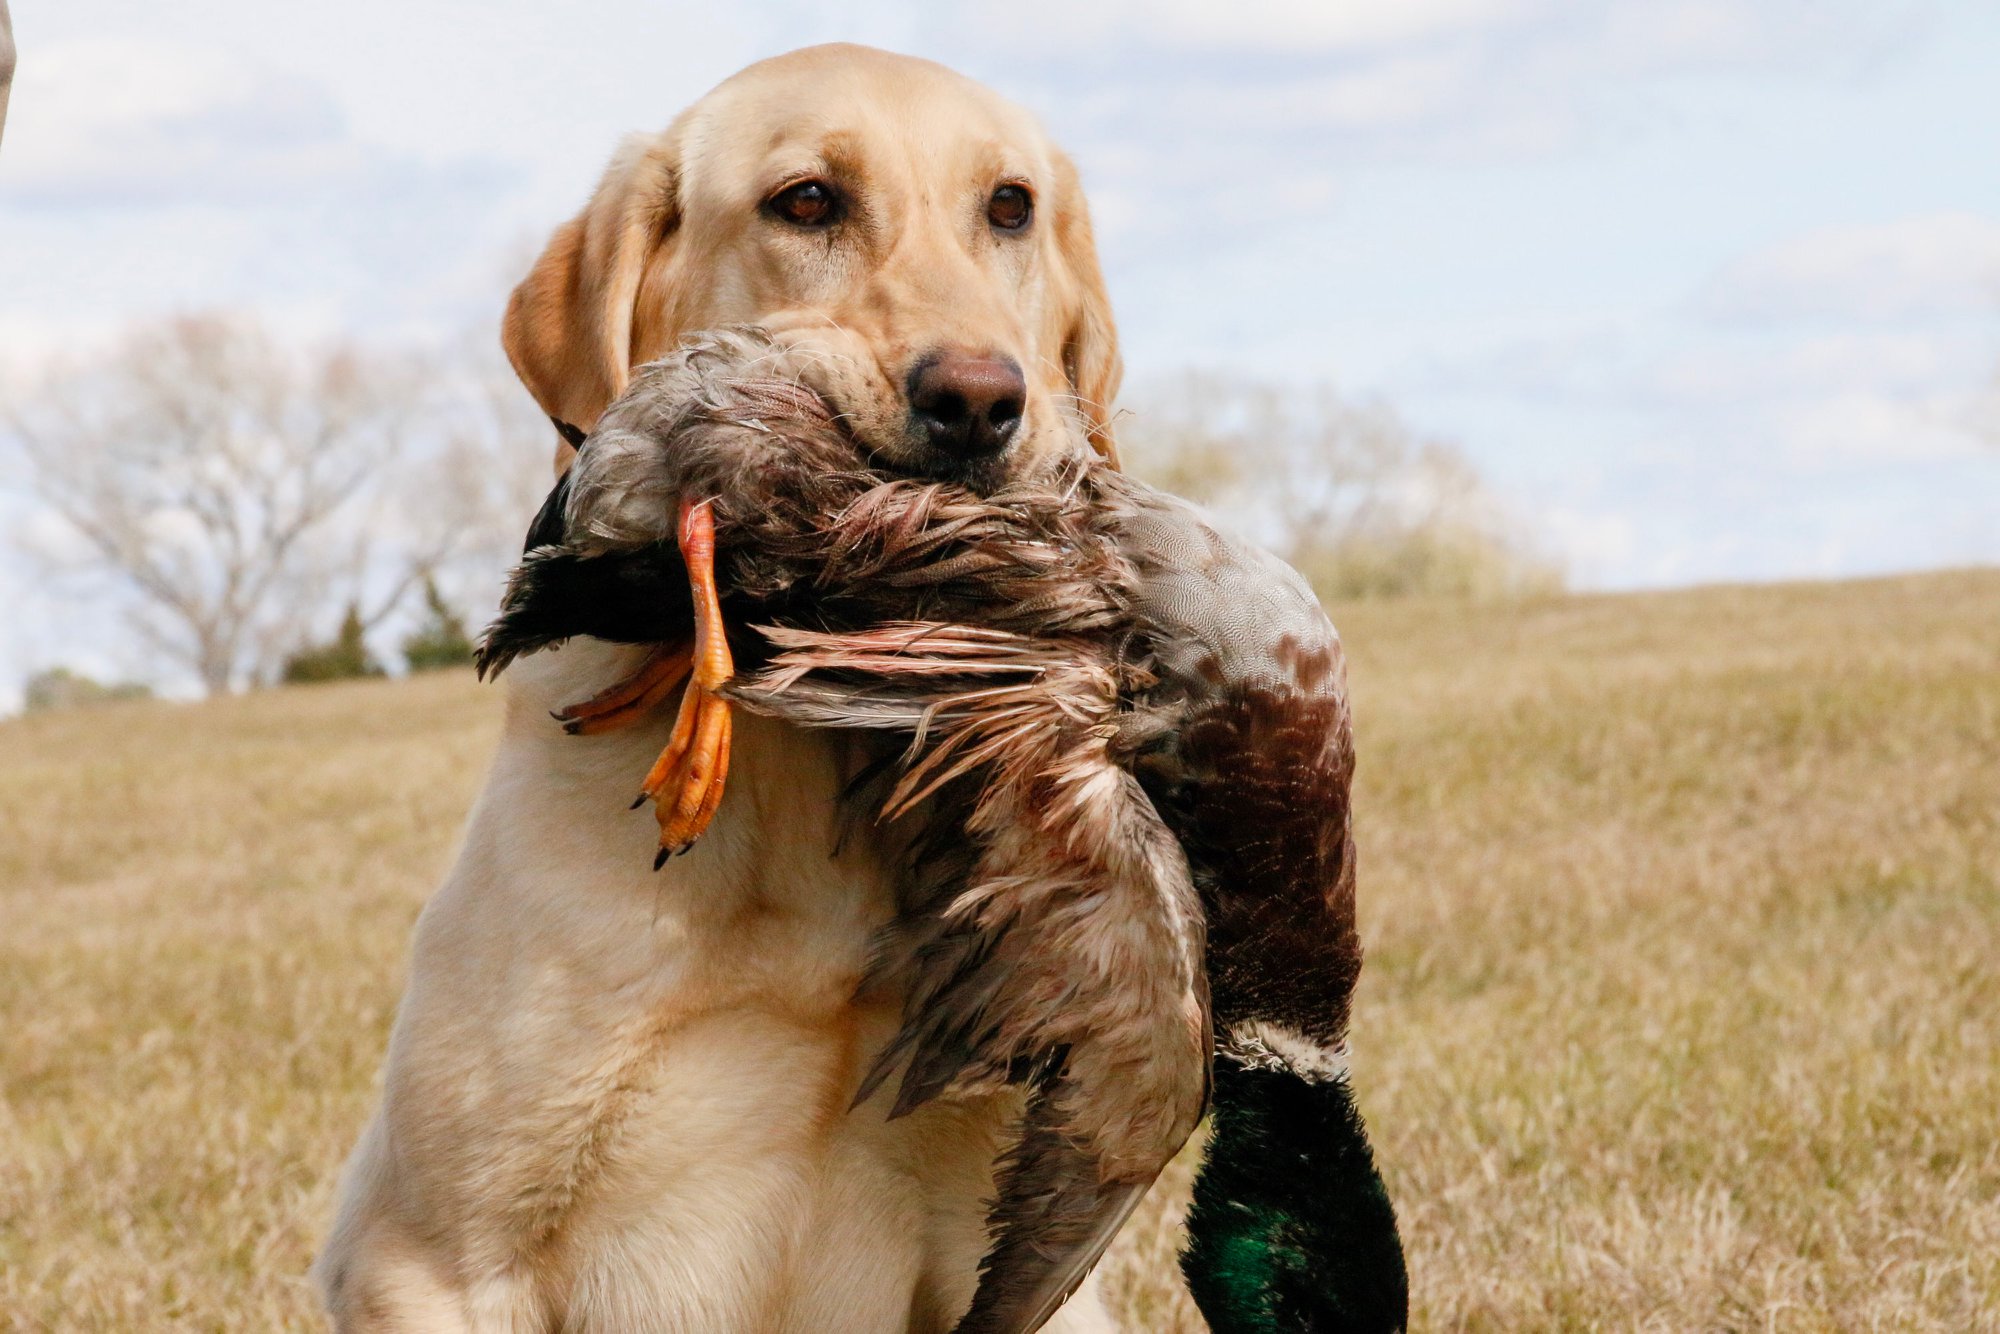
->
[[321, 45, 1131, 1330]]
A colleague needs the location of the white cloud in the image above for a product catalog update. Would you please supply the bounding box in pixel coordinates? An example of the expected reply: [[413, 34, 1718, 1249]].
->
[[1773, 388, 1983, 464], [3, 36, 512, 211], [1641, 330, 1989, 404], [1638, 333, 1990, 468], [6, 38, 350, 204], [957, 0, 1540, 56], [1539, 504, 1639, 575], [1099, 0, 1541, 54], [968, 0, 1922, 64], [1303, 52, 1480, 130], [0, 34, 529, 368], [1705, 212, 2000, 323], [1589, 0, 1891, 69]]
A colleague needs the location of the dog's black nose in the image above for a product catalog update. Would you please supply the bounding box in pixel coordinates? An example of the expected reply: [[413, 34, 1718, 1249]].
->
[[907, 352, 1027, 458]]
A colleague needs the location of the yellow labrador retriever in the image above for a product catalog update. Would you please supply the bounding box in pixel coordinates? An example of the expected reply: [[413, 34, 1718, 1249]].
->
[[318, 45, 1128, 1332]]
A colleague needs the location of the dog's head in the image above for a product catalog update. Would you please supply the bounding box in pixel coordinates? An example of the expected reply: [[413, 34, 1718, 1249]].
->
[[503, 43, 1122, 491]]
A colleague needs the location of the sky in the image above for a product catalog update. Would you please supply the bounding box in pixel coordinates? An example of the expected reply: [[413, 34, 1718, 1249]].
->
[[2, 0, 1997, 693]]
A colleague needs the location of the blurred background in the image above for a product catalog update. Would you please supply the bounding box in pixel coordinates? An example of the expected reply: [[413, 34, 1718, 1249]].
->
[[4, 5, 1999, 1330], [2, 0, 1994, 705]]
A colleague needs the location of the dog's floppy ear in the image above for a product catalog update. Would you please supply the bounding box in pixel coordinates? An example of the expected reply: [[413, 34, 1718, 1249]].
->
[[1046, 149, 1124, 468], [504, 133, 682, 475]]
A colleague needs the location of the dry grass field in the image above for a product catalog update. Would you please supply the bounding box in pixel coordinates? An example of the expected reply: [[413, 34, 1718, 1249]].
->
[[3, 570, 1997, 1331]]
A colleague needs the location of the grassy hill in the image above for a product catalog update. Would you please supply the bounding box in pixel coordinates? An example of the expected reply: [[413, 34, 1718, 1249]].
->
[[3, 570, 1996, 1329]]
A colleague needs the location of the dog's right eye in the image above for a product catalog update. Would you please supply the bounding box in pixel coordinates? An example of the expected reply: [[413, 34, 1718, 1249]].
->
[[766, 180, 842, 228]]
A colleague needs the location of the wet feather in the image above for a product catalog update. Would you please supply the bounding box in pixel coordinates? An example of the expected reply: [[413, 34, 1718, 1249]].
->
[[477, 327, 1405, 1332]]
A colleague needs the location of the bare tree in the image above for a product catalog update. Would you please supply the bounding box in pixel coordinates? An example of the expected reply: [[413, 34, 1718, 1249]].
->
[[1119, 372, 1562, 601], [9, 315, 441, 694], [410, 329, 560, 622]]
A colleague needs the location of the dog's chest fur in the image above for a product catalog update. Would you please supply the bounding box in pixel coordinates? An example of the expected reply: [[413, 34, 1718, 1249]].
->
[[318, 640, 1110, 1332]]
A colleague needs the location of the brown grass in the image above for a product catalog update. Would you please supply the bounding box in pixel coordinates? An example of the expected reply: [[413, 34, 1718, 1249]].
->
[[3, 570, 1997, 1330]]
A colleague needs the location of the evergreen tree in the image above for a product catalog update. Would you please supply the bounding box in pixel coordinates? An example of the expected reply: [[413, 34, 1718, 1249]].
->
[[281, 603, 386, 684], [402, 577, 477, 673]]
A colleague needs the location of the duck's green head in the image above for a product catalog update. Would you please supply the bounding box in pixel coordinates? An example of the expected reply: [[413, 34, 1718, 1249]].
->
[[1183, 1058, 1408, 1333]]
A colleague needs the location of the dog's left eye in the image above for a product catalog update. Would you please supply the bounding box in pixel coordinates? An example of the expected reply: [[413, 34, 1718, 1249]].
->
[[767, 180, 842, 228], [988, 185, 1032, 231]]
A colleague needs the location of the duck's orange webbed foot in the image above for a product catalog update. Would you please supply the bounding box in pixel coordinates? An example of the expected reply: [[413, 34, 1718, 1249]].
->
[[551, 642, 693, 736], [635, 499, 735, 868]]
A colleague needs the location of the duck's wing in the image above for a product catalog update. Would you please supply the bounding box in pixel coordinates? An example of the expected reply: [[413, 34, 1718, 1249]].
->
[[730, 622, 1212, 1334], [1108, 481, 1366, 1056], [1106, 478, 1409, 1332]]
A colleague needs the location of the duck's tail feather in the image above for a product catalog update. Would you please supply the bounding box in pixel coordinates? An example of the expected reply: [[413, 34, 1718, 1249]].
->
[[950, 1077, 1151, 1334], [475, 543, 692, 680]]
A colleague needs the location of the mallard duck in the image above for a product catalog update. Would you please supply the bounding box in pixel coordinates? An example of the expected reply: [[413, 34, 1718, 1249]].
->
[[479, 329, 1408, 1333]]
